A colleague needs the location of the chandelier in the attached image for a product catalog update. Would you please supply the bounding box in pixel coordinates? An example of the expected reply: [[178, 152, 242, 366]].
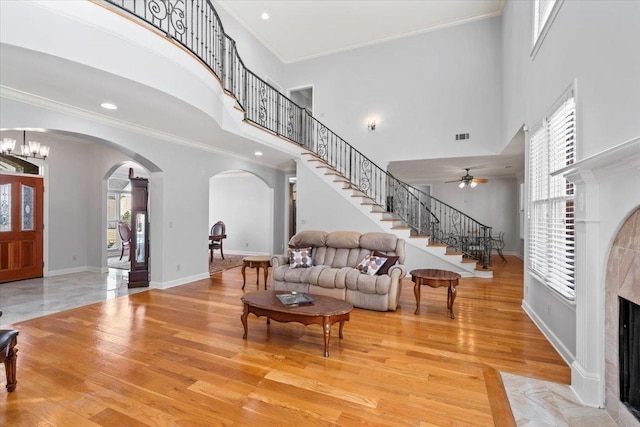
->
[[0, 131, 50, 160]]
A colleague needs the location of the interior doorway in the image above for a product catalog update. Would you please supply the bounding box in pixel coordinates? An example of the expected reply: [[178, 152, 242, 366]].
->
[[289, 86, 313, 113], [105, 162, 149, 271], [209, 170, 273, 258], [288, 176, 297, 240]]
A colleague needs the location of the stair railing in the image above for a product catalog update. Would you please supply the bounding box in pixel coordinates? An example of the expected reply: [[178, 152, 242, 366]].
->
[[103, 0, 493, 268]]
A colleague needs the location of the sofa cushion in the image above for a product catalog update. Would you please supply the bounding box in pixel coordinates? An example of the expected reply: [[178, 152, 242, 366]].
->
[[274, 264, 330, 283], [288, 247, 313, 268], [288, 230, 328, 248], [318, 247, 369, 268], [345, 268, 392, 295], [356, 255, 388, 276], [373, 250, 399, 275], [326, 231, 361, 249], [360, 232, 398, 252], [308, 266, 350, 289]]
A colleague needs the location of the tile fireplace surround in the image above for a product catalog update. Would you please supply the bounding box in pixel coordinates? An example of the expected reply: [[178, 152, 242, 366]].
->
[[561, 136, 640, 426], [605, 208, 640, 425]]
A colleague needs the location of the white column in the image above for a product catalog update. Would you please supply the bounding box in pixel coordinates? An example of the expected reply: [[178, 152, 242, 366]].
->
[[565, 169, 604, 407]]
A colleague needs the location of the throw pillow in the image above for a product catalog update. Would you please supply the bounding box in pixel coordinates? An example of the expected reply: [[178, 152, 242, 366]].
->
[[288, 247, 313, 268], [373, 250, 399, 275], [356, 255, 388, 276]]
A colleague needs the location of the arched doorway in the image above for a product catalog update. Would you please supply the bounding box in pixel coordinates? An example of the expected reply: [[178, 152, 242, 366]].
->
[[209, 170, 273, 262], [105, 162, 150, 271]]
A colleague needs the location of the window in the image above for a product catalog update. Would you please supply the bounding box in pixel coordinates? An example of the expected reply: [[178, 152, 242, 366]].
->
[[528, 92, 576, 299], [532, 0, 564, 57]]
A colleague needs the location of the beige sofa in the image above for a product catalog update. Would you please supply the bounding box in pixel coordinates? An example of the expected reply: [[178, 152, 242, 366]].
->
[[271, 230, 406, 311]]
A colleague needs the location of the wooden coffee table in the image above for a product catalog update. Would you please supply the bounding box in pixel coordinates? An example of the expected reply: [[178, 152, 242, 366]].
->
[[410, 269, 461, 319], [240, 290, 353, 357]]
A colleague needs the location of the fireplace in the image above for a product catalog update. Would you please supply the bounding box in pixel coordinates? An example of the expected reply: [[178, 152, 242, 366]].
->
[[605, 206, 640, 426], [620, 297, 640, 421]]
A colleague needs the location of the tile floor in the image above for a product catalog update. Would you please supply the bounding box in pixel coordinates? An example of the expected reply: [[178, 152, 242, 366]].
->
[[0, 268, 146, 327], [502, 372, 618, 426], [0, 270, 621, 426]]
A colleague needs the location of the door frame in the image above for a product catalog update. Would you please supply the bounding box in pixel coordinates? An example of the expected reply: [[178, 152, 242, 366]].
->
[[0, 168, 47, 281]]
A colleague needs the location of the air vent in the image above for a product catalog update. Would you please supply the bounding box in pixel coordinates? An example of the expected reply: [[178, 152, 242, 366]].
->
[[455, 133, 470, 141]]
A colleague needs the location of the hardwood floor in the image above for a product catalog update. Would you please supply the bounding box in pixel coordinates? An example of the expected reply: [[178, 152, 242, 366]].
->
[[1, 256, 570, 426]]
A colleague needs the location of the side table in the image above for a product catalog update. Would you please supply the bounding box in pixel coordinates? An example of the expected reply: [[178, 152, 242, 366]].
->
[[241, 256, 271, 290], [410, 269, 461, 319]]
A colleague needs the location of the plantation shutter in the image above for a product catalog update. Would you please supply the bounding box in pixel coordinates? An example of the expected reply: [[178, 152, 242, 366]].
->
[[528, 127, 549, 278], [528, 95, 576, 299]]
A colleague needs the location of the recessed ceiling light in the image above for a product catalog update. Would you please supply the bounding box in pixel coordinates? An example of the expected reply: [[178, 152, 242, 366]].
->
[[101, 102, 118, 110], [261, 12, 269, 20], [254, 151, 263, 156]]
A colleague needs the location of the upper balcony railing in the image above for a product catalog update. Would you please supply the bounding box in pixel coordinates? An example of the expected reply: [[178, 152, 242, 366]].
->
[[103, 0, 493, 268]]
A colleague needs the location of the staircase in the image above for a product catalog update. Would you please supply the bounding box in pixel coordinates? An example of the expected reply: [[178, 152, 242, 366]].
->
[[299, 151, 492, 277], [104, 0, 494, 277]]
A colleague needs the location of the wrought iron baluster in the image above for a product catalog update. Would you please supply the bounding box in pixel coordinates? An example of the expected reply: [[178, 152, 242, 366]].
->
[[104, 0, 495, 268]]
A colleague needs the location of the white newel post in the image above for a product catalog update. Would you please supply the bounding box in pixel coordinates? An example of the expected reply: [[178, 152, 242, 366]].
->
[[564, 169, 604, 407]]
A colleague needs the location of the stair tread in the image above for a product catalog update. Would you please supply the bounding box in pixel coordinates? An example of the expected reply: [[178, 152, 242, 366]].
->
[[428, 242, 448, 247]]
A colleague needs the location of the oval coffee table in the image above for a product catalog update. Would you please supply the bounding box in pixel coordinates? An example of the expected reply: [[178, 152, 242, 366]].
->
[[241, 290, 352, 357]]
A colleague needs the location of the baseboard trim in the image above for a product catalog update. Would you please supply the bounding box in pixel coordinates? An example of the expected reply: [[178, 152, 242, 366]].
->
[[521, 299, 574, 366], [47, 266, 90, 277], [571, 361, 604, 408], [150, 272, 210, 289]]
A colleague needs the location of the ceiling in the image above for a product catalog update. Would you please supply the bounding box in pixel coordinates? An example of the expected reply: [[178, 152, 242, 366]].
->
[[216, 0, 504, 64], [388, 130, 525, 184], [2, 1, 518, 184], [0, 44, 297, 172], [217, 0, 520, 184]]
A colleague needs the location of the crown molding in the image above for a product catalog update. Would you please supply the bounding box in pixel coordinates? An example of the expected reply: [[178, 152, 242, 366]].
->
[[1, 86, 292, 171]]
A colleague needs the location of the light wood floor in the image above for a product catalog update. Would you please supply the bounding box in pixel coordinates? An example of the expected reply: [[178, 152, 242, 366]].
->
[[1, 256, 570, 426]]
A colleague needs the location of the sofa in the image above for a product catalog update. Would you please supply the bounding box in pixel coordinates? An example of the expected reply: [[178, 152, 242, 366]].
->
[[271, 230, 406, 311]]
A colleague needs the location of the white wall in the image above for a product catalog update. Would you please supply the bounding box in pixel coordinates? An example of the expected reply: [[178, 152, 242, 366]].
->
[[213, 2, 287, 91], [501, 0, 640, 392], [284, 17, 503, 167], [209, 172, 272, 255], [502, 1, 640, 153], [0, 98, 286, 286], [296, 161, 382, 235], [428, 177, 520, 253]]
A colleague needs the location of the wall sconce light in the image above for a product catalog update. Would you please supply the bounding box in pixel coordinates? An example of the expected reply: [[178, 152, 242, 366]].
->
[[367, 120, 376, 132]]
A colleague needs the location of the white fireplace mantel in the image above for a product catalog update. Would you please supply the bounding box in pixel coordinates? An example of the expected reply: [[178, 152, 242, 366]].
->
[[554, 136, 640, 409]]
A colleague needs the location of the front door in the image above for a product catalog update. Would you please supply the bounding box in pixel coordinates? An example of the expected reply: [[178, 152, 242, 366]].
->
[[0, 173, 44, 283]]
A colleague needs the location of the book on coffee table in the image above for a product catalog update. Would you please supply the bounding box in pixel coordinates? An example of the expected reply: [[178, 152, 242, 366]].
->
[[277, 292, 314, 306]]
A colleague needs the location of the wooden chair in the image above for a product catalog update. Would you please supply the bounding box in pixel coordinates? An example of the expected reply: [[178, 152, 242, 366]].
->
[[118, 222, 132, 261], [490, 231, 507, 263], [0, 329, 19, 392], [209, 221, 227, 262]]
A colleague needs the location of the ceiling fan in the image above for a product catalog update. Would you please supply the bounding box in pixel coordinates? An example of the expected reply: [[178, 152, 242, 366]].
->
[[445, 168, 488, 188]]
